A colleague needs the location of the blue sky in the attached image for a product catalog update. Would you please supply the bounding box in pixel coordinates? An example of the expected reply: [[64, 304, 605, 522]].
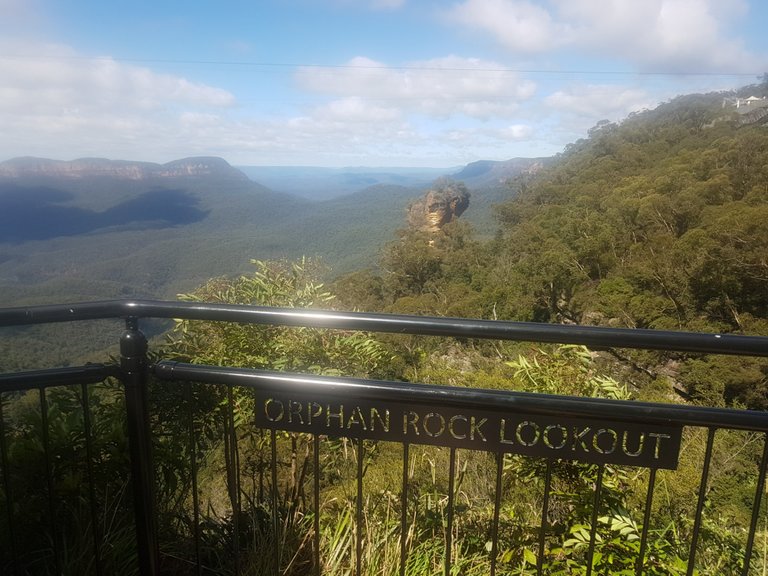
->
[[1, 0, 766, 167]]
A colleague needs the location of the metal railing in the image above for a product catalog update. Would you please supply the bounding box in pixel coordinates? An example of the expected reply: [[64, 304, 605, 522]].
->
[[1, 299, 767, 575]]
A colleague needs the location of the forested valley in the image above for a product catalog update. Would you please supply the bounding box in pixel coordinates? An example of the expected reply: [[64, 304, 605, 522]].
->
[[2, 83, 768, 574]]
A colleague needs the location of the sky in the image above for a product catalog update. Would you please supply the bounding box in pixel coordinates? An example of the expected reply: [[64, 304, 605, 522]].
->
[[1, 0, 766, 167]]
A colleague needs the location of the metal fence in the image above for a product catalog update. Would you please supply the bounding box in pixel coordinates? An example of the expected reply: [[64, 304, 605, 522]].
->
[[1, 299, 767, 575]]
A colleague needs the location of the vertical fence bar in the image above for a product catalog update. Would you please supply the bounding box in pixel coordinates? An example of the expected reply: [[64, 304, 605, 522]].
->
[[537, 460, 553, 576], [445, 447, 457, 576], [184, 383, 202, 575], [0, 392, 20, 575], [356, 437, 364, 576], [270, 429, 279, 576], [38, 386, 61, 575], [742, 433, 768, 576], [400, 442, 410, 576], [226, 385, 241, 576], [687, 427, 716, 576], [80, 381, 104, 576], [585, 465, 605, 576], [121, 316, 159, 576], [313, 435, 321, 576], [259, 429, 265, 503], [489, 452, 504, 576], [636, 467, 657, 575]]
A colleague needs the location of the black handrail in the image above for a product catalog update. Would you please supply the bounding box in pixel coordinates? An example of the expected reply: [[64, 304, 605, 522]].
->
[[153, 360, 768, 431], [1, 299, 766, 356], [0, 364, 118, 393]]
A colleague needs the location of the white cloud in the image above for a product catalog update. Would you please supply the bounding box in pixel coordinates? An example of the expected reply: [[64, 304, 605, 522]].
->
[[0, 41, 510, 166], [317, 97, 403, 123], [296, 55, 537, 120], [0, 42, 234, 114], [538, 83, 657, 148], [545, 84, 653, 119], [446, 0, 763, 72], [558, 0, 759, 72], [233, 111, 425, 166], [500, 124, 534, 139], [445, 0, 569, 53], [445, 123, 533, 143], [0, 40, 236, 160]]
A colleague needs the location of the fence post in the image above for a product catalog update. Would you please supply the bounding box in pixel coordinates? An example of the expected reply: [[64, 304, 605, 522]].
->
[[121, 316, 159, 576]]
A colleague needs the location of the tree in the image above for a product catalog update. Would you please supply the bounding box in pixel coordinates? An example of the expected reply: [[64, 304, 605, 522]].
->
[[380, 229, 444, 300], [168, 258, 386, 376], [157, 258, 389, 573]]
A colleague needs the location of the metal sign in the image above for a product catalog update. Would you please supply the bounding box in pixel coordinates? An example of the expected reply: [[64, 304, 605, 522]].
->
[[254, 392, 682, 469]]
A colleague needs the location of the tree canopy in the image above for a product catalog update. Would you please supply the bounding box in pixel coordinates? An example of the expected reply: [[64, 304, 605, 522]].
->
[[333, 90, 768, 408]]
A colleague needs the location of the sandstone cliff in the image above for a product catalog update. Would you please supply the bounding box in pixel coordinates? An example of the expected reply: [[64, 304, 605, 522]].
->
[[407, 179, 470, 234]]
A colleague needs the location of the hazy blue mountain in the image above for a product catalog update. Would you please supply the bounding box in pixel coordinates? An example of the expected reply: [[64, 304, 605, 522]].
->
[[0, 155, 545, 307], [237, 165, 453, 200], [0, 157, 307, 304], [451, 158, 549, 188]]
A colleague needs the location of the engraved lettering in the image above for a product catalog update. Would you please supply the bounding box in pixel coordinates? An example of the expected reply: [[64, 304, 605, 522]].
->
[[346, 406, 367, 430], [648, 433, 672, 459], [326, 404, 344, 429], [370, 408, 390, 432], [516, 421, 540, 447], [622, 431, 645, 457], [449, 415, 468, 440], [423, 413, 446, 438], [404, 411, 419, 436], [499, 418, 515, 445], [264, 398, 284, 422], [256, 394, 681, 469], [288, 400, 303, 424], [543, 424, 568, 450], [470, 417, 487, 441], [593, 428, 618, 455], [572, 426, 591, 453], [307, 402, 323, 425]]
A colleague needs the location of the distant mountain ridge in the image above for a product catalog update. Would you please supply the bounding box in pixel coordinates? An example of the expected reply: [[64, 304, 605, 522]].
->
[[237, 165, 450, 200], [0, 156, 248, 181], [238, 159, 547, 201], [0, 155, 546, 194], [451, 158, 548, 188], [0, 152, 545, 309], [0, 155, 421, 306]]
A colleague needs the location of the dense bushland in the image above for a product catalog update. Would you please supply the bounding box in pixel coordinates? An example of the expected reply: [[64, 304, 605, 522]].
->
[[334, 87, 768, 410]]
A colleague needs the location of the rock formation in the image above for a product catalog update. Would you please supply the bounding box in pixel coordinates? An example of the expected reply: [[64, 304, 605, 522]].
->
[[407, 179, 470, 234]]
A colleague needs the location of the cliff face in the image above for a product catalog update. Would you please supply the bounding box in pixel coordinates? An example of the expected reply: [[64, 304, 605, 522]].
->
[[0, 156, 249, 181], [407, 180, 470, 234]]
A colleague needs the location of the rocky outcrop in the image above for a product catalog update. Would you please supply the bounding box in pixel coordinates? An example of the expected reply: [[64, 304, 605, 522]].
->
[[0, 156, 249, 181], [407, 179, 470, 234]]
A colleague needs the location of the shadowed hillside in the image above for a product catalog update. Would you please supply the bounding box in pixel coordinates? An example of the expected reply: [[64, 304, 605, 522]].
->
[[0, 158, 434, 307], [0, 185, 209, 242]]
